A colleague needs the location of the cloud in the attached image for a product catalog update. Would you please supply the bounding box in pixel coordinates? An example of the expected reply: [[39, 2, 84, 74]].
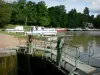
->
[[92, 0, 100, 9], [91, 9, 100, 13], [43, 0, 100, 15], [43, 0, 60, 7], [90, 0, 100, 14]]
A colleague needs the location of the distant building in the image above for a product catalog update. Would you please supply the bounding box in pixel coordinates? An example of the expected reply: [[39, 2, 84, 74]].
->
[[84, 22, 94, 28]]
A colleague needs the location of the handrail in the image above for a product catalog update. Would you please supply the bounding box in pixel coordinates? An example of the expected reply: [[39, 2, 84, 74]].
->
[[88, 41, 94, 65], [22, 35, 96, 74]]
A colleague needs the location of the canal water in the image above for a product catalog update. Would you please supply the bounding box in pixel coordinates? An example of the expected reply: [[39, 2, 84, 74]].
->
[[65, 31, 100, 73]]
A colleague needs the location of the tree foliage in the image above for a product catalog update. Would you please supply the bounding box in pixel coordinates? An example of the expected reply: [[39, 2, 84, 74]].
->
[[67, 9, 77, 28], [84, 7, 89, 15], [0, 0, 100, 28], [0, 0, 11, 27], [93, 15, 100, 28], [37, 1, 50, 26], [26, 1, 37, 25], [48, 5, 67, 27]]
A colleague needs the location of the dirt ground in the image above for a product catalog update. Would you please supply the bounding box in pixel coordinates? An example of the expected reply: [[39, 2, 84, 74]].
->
[[0, 33, 27, 48], [0, 33, 53, 49]]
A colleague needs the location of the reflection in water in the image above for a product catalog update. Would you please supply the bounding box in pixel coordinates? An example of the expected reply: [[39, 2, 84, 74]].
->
[[65, 31, 100, 73]]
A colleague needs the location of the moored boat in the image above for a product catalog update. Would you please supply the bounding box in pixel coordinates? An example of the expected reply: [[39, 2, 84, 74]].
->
[[26, 26, 57, 36], [56, 28, 67, 32]]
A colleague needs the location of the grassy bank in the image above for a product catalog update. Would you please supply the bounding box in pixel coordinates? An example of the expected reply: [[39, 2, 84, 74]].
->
[[0, 29, 26, 39], [0, 24, 46, 39], [5, 24, 30, 31], [0, 24, 30, 38], [0, 30, 47, 41]]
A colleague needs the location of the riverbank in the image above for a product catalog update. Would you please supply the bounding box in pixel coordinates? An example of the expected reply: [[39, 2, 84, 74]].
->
[[0, 32, 49, 48], [0, 33, 26, 48], [67, 28, 100, 31], [0, 29, 26, 39]]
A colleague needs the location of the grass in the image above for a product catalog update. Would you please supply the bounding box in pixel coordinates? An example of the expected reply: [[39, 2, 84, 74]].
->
[[5, 24, 30, 31], [0, 29, 26, 39], [0, 24, 29, 39], [0, 30, 47, 40], [0, 24, 46, 39], [5, 24, 16, 29]]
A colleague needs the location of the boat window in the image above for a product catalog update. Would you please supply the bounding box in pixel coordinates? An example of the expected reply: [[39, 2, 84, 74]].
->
[[31, 27, 33, 31], [36, 26, 38, 30], [42, 27, 44, 30]]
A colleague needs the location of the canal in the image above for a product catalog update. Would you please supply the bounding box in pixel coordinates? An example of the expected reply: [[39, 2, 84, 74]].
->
[[65, 31, 100, 73]]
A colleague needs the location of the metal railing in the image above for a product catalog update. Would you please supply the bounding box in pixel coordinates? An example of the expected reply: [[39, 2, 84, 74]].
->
[[14, 34, 96, 75]]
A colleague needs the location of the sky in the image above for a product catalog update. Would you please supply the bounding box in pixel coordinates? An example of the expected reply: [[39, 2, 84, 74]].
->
[[4, 0, 100, 16]]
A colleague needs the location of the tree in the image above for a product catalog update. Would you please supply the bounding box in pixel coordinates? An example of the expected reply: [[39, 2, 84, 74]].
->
[[37, 1, 50, 26], [1, 0, 98, 29], [93, 15, 100, 28], [18, 0, 26, 9], [17, 0, 26, 25], [11, 0, 27, 25], [39, 17, 50, 26], [75, 13, 85, 28], [83, 7, 90, 23], [10, 1, 18, 24], [89, 15, 94, 23], [48, 5, 68, 27], [26, 1, 37, 25], [0, 0, 11, 27], [83, 7, 89, 16], [67, 9, 77, 28]]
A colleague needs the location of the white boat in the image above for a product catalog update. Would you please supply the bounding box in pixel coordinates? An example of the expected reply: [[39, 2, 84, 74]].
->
[[26, 26, 57, 36], [6, 26, 24, 33], [56, 28, 67, 32]]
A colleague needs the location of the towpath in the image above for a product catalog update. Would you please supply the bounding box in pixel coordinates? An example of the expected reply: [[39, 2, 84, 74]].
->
[[0, 33, 26, 48]]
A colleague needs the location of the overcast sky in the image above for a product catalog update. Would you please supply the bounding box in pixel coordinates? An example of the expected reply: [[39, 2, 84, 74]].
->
[[4, 0, 100, 16]]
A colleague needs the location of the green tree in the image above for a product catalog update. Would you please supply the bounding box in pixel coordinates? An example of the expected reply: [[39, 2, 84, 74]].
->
[[37, 1, 50, 26], [11, 0, 26, 25], [84, 7, 89, 15], [10, 1, 18, 24], [76, 13, 85, 28], [93, 15, 100, 28], [17, 0, 26, 25], [5, 0, 98, 29], [26, 1, 37, 25], [48, 5, 68, 27], [0, 0, 11, 27], [89, 15, 94, 23], [83, 7, 89, 23], [67, 9, 77, 28]]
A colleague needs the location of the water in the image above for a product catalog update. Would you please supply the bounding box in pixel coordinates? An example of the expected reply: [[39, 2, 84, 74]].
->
[[65, 31, 100, 73]]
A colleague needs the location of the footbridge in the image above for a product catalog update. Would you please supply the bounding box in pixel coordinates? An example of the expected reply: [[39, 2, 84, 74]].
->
[[9, 35, 96, 75]]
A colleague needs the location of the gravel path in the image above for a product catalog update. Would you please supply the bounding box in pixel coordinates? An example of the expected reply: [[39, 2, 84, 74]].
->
[[0, 33, 26, 48]]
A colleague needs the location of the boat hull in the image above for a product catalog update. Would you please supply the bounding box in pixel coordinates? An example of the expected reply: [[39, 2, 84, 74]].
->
[[26, 30, 57, 36]]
